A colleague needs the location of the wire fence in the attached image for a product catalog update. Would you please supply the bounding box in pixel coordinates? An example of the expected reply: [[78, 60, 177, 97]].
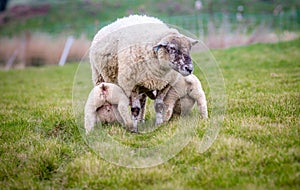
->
[[160, 10, 299, 40], [29, 9, 299, 41], [1, 10, 299, 68], [80, 10, 299, 39]]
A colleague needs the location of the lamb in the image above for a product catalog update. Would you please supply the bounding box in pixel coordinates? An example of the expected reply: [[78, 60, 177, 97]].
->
[[162, 74, 208, 122], [89, 15, 198, 132], [84, 82, 132, 134], [86, 74, 208, 128]]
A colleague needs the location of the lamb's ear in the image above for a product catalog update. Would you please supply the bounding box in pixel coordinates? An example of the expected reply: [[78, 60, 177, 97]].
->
[[153, 40, 168, 52]]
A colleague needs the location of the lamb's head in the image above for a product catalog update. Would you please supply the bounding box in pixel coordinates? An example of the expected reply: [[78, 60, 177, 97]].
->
[[154, 34, 198, 76], [96, 103, 118, 123]]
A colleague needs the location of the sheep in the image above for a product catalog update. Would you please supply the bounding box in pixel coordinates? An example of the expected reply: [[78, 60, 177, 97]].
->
[[89, 15, 198, 132], [84, 82, 132, 134], [86, 74, 208, 128], [162, 74, 208, 122]]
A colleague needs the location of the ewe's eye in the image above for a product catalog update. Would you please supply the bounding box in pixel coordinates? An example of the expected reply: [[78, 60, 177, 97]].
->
[[168, 45, 180, 54]]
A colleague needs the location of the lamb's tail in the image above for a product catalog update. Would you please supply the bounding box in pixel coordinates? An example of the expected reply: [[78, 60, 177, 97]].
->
[[100, 83, 108, 92]]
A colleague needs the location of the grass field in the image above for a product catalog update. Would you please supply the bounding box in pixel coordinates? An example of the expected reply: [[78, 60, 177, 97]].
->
[[0, 39, 299, 189]]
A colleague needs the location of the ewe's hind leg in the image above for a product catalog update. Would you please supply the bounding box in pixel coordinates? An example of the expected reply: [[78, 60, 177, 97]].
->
[[138, 94, 147, 123], [155, 85, 171, 125], [84, 86, 106, 134], [130, 92, 141, 132]]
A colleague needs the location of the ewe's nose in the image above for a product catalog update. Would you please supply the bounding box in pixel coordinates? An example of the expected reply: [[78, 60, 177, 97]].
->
[[184, 63, 194, 74]]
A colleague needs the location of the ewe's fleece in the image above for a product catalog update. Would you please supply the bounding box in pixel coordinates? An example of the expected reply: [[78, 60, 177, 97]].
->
[[90, 14, 180, 93], [92, 15, 164, 44]]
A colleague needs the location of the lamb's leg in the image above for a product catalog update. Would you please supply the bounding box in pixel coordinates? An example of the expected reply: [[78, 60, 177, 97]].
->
[[116, 74, 140, 132], [84, 86, 106, 134], [117, 100, 135, 132], [162, 88, 178, 122], [189, 88, 208, 119], [112, 105, 123, 123], [155, 85, 171, 125]]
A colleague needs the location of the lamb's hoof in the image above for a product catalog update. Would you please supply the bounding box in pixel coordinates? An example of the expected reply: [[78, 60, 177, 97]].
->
[[133, 119, 138, 128], [200, 113, 208, 119]]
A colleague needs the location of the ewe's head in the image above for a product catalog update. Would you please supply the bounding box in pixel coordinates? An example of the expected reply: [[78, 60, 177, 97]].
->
[[153, 34, 198, 76]]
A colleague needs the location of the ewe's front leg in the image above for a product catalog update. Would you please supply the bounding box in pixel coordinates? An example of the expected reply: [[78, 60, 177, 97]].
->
[[138, 94, 147, 123], [155, 85, 171, 125], [154, 98, 164, 125]]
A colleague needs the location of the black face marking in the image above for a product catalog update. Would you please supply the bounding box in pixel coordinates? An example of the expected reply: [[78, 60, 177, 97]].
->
[[165, 43, 193, 75]]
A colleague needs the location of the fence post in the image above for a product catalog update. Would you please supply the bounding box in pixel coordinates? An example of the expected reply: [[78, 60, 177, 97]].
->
[[58, 36, 74, 66]]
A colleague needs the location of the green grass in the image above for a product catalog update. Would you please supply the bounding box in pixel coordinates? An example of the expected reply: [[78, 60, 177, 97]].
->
[[0, 39, 300, 189]]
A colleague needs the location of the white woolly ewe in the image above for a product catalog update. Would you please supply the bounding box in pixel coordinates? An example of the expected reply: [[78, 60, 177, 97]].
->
[[89, 15, 198, 132]]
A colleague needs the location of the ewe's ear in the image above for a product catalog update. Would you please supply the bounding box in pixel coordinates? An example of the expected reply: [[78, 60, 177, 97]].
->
[[153, 40, 168, 52], [188, 37, 199, 46]]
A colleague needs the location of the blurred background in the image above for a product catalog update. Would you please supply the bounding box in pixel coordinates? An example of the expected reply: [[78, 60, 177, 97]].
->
[[0, 0, 299, 69]]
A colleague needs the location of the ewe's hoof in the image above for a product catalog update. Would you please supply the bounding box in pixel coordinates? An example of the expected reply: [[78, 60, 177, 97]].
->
[[129, 128, 139, 134], [155, 120, 163, 126], [127, 126, 139, 134], [155, 116, 163, 126]]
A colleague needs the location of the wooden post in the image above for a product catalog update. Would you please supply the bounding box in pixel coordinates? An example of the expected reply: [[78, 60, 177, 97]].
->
[[58, 36, 74, 66]]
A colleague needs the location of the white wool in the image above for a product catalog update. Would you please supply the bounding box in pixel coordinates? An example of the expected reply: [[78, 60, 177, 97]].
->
[[163, 74, 208, 121], [92, 15, 165, 45]]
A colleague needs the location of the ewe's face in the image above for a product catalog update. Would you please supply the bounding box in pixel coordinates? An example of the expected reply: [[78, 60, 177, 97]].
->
[[154, 35, 198, 76]]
